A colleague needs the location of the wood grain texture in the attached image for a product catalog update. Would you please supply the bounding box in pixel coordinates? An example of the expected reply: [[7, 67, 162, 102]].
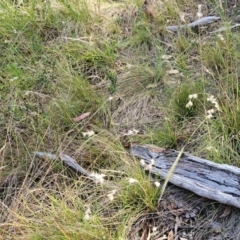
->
[[130, 145, 240, 209]]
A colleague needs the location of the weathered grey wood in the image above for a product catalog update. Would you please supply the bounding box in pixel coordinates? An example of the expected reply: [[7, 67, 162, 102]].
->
[[166, 16, 220, 32], [33, 151, 91, 176], [33, 151, 116, 188], [209, 23, 240, 34], [130, 145, 240, 209]]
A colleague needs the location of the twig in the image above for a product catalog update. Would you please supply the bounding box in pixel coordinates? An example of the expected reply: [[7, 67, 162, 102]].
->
[[33, 151, 117, 189], [209, 23, 240, 34], [33, 151, 91, 176]]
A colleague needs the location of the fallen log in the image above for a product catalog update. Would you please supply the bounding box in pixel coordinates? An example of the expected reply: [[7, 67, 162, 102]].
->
[[130, 145, 240, 209]]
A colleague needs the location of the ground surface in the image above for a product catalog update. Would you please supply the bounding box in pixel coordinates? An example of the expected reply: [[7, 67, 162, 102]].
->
[[1, 0, 240, 239]]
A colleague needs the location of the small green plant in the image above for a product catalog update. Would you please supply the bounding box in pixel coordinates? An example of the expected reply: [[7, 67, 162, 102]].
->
[[131, 21, 153, 47], [172, 83, 204, 122], [107, 70, 118, 94], [149, 121, 178, 149]]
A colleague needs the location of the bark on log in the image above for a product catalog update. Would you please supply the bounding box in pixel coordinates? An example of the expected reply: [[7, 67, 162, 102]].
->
[[130, 145, 240, 209]]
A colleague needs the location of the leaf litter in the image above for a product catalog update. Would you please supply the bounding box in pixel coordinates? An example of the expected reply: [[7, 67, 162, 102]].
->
[[128, 184, 240, 239], [73, 112, 91, 122]]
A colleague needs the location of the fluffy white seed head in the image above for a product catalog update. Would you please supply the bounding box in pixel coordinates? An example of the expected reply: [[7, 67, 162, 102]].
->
[[128, 178, 138, 184], [139, 159, 146, 167], [186, 100, 193, 108], [154, 181, 161, 188]]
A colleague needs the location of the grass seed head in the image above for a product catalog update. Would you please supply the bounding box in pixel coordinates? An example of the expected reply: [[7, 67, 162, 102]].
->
[[186, 100, 193, 108], [128, 178, 138, 184]]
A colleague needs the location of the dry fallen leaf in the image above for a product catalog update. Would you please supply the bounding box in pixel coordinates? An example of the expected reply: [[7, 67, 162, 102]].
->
[[141, 226, 148, 240], [143, 144, 165, 153], [73, 112, 91, 122], [167, 69, 179, 75], [167, 230, 174, 240], [170, 201, 178, 210], [219, 206, 232, 218]]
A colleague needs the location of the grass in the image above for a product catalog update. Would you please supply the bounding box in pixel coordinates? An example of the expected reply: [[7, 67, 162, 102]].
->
[[1, 0, 240, 239]]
